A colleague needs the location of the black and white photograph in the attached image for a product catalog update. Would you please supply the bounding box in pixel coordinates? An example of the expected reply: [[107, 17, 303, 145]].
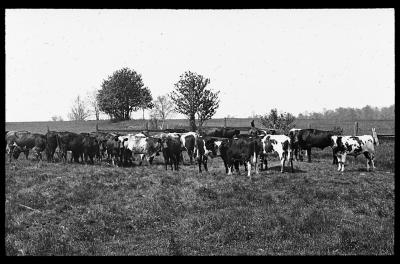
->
[[5, 8, 394, 255]]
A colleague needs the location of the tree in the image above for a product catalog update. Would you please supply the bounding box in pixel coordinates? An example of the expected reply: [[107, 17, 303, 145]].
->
[[86, 89, 101, 121], [260, 108, 296, 134], [139, 87, 154, 120], [50, 115, 63, 121], [97, 67, 151, 121], [170, 71, 220, 131], [68, 95, 90, 121], [150, 95, 175, 129]]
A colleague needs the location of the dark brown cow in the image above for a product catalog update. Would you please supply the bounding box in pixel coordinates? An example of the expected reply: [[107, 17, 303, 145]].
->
[[225, 135, 263, 177], [289, 128, 342, 163], [104, 133, 123, 166], [201, 127, 240, 139], [56, 132, 84, 163], [80, 133, 100, 164], [6, 131, 47, 162], [45, 130, 59, 162], [161, 134, 182, 171], [195, 136, 219, 173]]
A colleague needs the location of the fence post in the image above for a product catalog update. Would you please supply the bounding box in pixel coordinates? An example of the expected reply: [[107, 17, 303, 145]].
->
[[354, 121, 358, 136], [96, 123, 98, 132], [308, 123, 311, 129], [224, 117, 227, 128]]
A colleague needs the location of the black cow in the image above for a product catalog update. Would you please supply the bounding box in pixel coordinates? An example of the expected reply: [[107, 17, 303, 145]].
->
[[164, 128, 189, 133], [90, 132, 110, 161], [56, 132, 84, 163], [6, 131, 47, 161], [224, 135, 262, 177], [45, 130, 59, 162], [161, 134, 182, 171], [201, 127, 240, 139], [104, 133, 123, 166], [81, 133, 100, 164], [195, 137, 219, 173], [289, 128, 342, 163]]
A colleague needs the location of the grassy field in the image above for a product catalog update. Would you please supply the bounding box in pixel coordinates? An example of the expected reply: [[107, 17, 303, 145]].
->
[[5, 118, 395, 135], [5, 138, 394, 255]]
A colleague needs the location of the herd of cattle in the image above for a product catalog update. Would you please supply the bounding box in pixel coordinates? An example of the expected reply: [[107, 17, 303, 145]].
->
[[5, 122, 380, 176]]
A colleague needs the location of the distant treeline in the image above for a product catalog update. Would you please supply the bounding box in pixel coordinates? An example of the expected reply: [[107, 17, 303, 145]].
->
[[297, 104, 394, 120]]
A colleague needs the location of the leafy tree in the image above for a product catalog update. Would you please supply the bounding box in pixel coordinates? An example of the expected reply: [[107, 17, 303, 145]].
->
[[68, 95, 90, 121], [150, 95, 175, 129], [139, 88, 154, 120], [260, 108, 296, 134], [97, 68, 152, 121], [170, 71, 220, 131]]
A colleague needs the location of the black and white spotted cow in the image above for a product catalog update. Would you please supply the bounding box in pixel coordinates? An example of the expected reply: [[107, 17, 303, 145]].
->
[[261, 134, 293, 173], [331, 129, 379, 172]]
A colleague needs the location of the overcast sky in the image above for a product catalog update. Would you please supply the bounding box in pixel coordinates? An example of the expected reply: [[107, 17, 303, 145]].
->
[[5, 9, 394, 122]]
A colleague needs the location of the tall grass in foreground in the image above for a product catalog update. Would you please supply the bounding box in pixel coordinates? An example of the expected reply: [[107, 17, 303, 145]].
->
[[5, 146, 394, 255]]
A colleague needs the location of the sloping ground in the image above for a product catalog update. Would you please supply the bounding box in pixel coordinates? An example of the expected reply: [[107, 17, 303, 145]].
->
[[5, 143, 394, 255]]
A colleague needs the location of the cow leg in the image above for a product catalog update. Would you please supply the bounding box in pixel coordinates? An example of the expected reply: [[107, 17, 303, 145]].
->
[[247, 161, 251, 177], [338, 153, 346, 172], [203, 156, 208, 172], [298, 148, 303, 161], [332, 149, 338, 165], [280, 153, 285, 173], [24, 149, 29, 160], [198, 155, 202, 173], [364, 152, 374, 172], [227, 164, 232, 175]]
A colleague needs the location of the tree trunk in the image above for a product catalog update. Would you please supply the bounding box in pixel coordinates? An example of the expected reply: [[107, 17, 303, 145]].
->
[[189, 114, 197, 131]]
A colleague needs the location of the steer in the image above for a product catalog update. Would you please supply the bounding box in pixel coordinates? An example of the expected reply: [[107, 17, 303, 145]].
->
[[289, 128, 342, 164], [81, 133, 100, 164], [120, 133, 162, 166], [225, 135, 262, 178], [45, 130, 59, 162], [331, 128, 379, 172], [104, 133, 123, 166], [180, 131, 199, 164], [201, 127, 240, 139], [161, 134, 182, 171], [56, 132, 84, 163], [288, 128, 305, 161], [261, 134, 293, 173], [7, 131, 47, 161], [195, 136, 219, 173]]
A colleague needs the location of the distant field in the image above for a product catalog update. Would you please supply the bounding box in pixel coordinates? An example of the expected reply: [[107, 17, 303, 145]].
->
[[5, 118, 395, 135], [5, 140, 394, 255]]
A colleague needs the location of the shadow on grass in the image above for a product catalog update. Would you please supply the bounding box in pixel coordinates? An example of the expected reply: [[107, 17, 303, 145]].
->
[[262, 165, 306, 174]]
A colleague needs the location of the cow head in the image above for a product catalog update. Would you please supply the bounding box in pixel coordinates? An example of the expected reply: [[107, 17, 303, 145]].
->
[[204, 138, 218, 158]]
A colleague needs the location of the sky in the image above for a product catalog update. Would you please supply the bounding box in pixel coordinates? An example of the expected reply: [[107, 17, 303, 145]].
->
[[5, 9, 394, 122]]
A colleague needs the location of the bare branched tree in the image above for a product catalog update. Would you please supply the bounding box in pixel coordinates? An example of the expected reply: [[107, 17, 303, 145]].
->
[[150, 95, 175, 129], [68, 95, 91, 121], [86, 89, 101, 120]]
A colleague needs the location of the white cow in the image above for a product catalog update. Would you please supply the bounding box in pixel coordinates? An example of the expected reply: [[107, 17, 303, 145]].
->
[[331, 128, 379, 172], [261, 134, 293, 173], [119, 133, 161, 165]]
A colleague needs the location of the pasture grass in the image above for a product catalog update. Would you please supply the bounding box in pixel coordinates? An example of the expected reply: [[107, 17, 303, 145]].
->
[[5, 142, 394, 255]]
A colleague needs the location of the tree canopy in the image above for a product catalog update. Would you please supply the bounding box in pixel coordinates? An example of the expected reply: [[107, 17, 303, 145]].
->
[[170, 71, 220, 131], [97, 68, 153, 121]]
